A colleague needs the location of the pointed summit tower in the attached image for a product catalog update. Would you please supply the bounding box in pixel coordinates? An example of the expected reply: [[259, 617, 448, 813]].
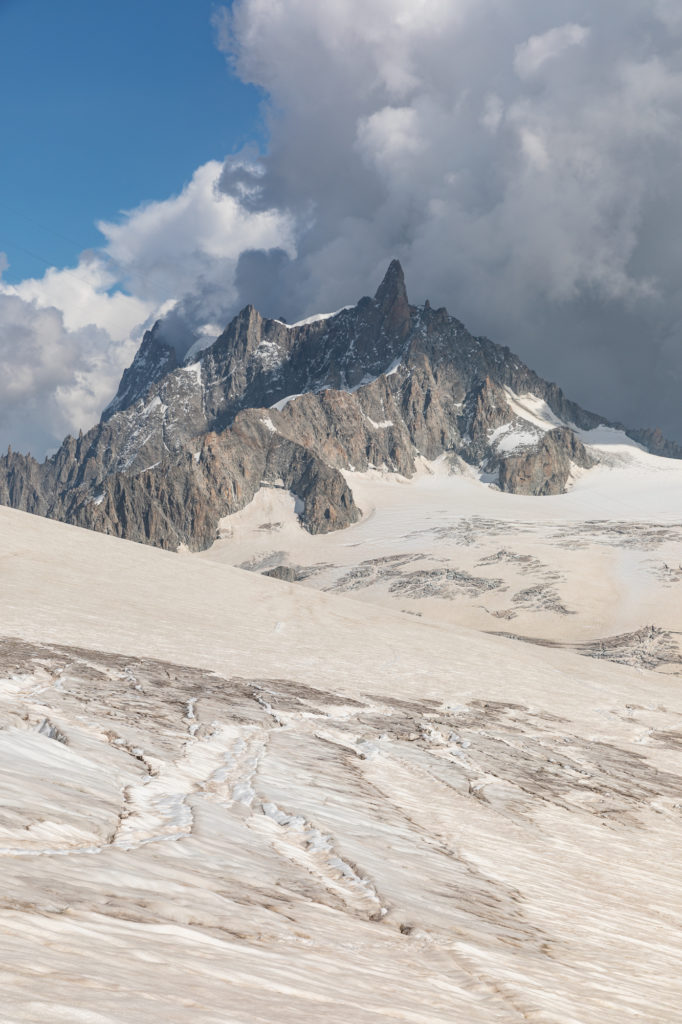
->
[[374, 260, 411, 339]]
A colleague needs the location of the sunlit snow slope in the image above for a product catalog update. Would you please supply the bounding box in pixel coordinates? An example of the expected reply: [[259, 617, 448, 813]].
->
[[202, 424, 682, 675], [1, 498, 682, 1022]]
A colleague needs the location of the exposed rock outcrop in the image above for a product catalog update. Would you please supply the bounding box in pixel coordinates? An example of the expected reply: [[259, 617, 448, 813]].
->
[[262, 565, 301, 582], [498, 427, 595, 496], [0, 261, 676, 551], [625, 427, 682, 460], [102, 323, 178, 422]]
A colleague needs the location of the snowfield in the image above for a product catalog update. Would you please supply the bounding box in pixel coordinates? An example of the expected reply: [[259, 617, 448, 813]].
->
[[1, 436, 682, 1022], [202, 441, 682, 661]]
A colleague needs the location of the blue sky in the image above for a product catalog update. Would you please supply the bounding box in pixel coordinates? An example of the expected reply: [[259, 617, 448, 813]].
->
[[0, 0, 262, 282]]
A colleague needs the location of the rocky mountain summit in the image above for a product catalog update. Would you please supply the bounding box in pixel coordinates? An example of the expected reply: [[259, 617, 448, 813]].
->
[[1, 262, 679, 551]]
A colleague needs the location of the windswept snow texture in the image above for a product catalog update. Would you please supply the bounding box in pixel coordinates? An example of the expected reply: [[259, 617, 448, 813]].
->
[[2, 478, 682, 1021]]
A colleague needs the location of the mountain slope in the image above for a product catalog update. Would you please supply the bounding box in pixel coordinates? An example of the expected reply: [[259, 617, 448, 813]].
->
[[1, 262, 679, 551], [198, 438, 682, 675]]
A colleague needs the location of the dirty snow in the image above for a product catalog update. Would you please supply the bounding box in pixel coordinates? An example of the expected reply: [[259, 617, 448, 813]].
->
[[2, 439, 682, 1022]]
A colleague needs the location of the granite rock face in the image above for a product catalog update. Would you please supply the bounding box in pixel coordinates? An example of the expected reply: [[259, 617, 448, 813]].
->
[[625, 427, 682, 460], [0, 261, 676, 550], [497, 427, 596, 496], [262, 565, 301, 582], [102, 323, 178, 422]]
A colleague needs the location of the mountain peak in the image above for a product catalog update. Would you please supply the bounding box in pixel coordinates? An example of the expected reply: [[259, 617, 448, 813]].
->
[[101, 321, 177, 423], [374, 259, 406, 305], [374, 260, 410, 339]]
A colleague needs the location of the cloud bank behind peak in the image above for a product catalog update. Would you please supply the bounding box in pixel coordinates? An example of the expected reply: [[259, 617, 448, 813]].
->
[[3, 0, 682, 455], [215, 0, 682, 442]]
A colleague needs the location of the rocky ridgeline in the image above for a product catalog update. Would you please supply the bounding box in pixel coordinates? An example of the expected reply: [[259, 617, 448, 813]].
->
[[1, 262, 678, 550]]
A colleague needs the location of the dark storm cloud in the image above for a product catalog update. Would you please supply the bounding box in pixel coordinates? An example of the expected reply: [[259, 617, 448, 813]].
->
[[214, 0, 682, 440]]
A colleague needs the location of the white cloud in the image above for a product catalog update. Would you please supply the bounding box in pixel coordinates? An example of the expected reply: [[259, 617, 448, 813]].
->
[[356, 106, 422, 172], [7, 259, 152, 341], [514, 23, 590, 79], [518, 128, 550, 171], [481, 94, 504, 134], [99, 160, 294, 305], [0, 293, 128, 456], [0, 161, 295, 455]]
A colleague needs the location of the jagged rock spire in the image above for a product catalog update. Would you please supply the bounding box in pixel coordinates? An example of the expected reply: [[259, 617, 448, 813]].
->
[[374, 260, 411, 339], [374, 259, 407, 307], [101, 322, 178, 423]]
